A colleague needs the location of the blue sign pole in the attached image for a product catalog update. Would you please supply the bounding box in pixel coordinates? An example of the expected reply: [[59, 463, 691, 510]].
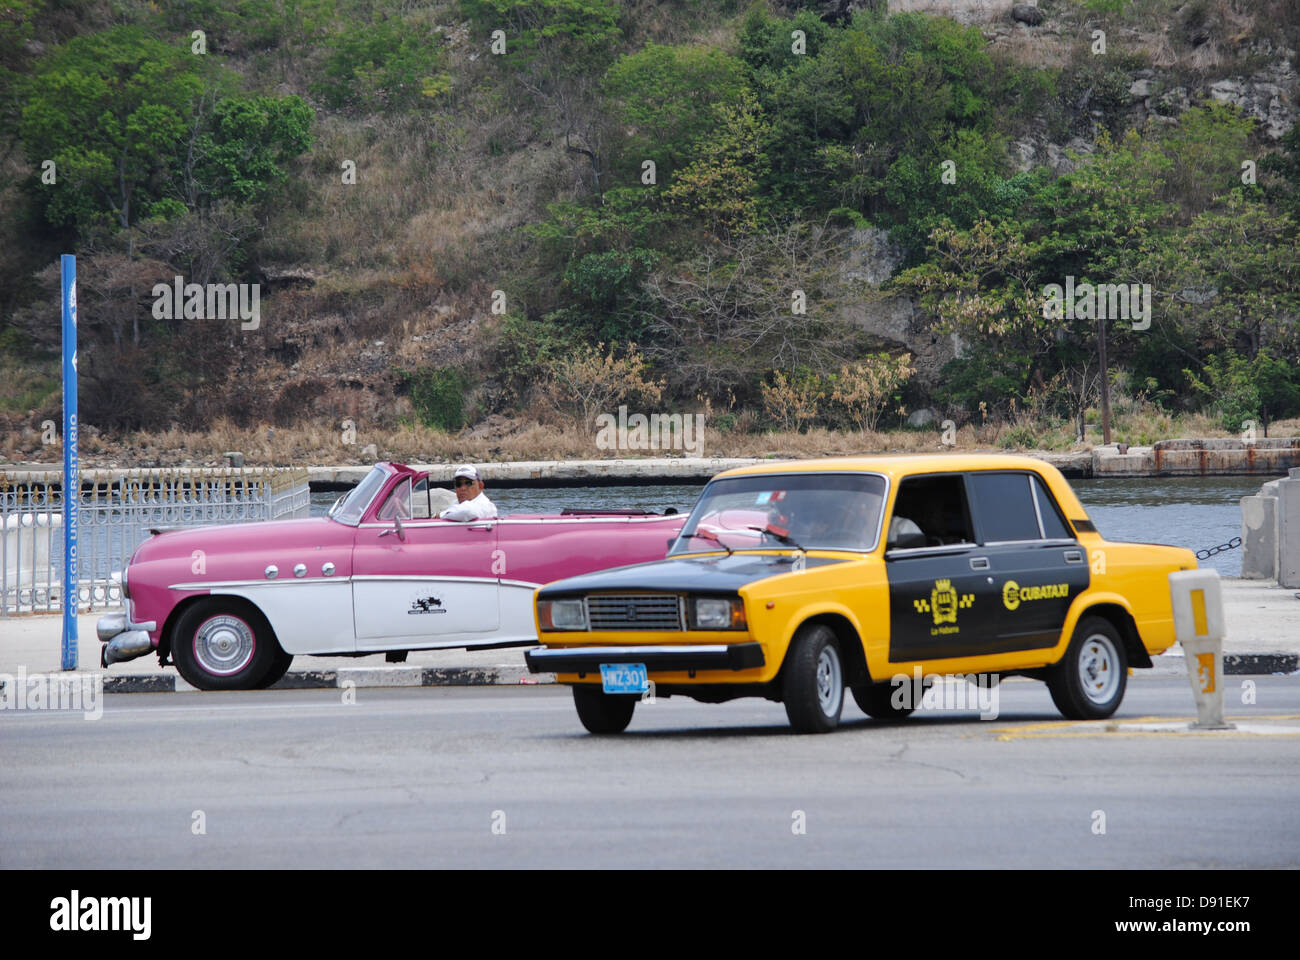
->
[[61, 254, 78, 670]]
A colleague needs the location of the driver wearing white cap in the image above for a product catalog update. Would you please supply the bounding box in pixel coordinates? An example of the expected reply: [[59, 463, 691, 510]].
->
[[439, 465, 498, 520]]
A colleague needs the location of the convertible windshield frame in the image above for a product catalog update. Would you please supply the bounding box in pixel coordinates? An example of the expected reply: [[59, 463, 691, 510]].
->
[[671, 471, 889, 556], [330, 464, 394, 527]]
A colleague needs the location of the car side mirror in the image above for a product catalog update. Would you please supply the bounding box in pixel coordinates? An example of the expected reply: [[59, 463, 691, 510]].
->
[[379, 515, 407, 542]]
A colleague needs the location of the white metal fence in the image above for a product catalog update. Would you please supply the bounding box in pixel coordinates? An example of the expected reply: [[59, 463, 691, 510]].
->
[[0, 467, 310, 616]]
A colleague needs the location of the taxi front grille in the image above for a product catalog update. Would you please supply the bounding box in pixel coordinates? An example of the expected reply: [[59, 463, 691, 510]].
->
[[585, 594, 684, 631]]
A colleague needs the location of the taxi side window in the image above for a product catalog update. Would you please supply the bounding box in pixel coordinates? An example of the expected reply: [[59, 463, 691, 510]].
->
[[1032, 475, 1072, 539], [890, 475, 975, 547], [967, 472, 1040, 541]]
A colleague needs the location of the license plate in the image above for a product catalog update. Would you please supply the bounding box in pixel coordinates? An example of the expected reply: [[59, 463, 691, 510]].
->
[[600, 663, 648, 694]]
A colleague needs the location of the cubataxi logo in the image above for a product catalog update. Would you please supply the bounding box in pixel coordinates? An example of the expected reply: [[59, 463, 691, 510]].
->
[[1002, 580, 1070, 611], [49, 891, 151, 940]]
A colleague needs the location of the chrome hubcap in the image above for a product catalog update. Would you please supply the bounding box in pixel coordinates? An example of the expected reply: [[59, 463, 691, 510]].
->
[[194, 615, 255, 676], [816, 646, 843, 716], [1078, 633, 1120, 705]]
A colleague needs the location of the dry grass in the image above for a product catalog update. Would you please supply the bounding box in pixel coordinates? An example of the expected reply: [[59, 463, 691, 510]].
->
[[5, 410, 1299, 469]]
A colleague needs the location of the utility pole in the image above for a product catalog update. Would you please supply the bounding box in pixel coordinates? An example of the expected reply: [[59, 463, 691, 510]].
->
[[1097, 314, 1112, 445]]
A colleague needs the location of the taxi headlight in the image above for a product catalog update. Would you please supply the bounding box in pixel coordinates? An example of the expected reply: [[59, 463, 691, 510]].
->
[[691, 596, 746, 630], [539, 599, 586, 631]]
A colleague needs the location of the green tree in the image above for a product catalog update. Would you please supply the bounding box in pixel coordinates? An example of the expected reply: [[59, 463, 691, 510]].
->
[[188, 95, 314, 207], [603, 43, 749, 181], [21, 25, 313, 232], [662, 90, 770, 239], [461, 0, 621, 69], [1135, 193, 1300, 360], [1186, 350, 1300, 435], [20, 26, 207, 230], [314, 16, 449, 111]]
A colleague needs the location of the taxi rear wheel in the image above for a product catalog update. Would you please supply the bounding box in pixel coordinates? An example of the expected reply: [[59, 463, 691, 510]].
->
[[852, 682, 916, 720], [1047, 616, 1128, 720], [782, 624, 844, 734], [573, 685, 637, 734]]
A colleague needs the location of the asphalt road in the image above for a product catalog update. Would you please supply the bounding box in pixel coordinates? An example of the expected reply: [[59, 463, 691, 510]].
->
[[2, 676, 1298, 868]]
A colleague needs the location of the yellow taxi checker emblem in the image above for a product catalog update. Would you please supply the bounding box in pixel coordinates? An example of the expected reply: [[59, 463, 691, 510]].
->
[[919, 579, 974, 626], [1003, 580, 1069, 611]]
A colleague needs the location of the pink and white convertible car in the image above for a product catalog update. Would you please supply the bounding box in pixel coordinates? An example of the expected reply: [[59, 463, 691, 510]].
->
[[96, 462, 687, 690]]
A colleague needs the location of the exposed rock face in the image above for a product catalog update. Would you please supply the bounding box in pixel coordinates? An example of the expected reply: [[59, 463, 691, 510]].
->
[[1206, 64, 1298, 140], [887, 1, 1015, 25], [1011, 3, 1044, 26], [835, 228, 961, 385]]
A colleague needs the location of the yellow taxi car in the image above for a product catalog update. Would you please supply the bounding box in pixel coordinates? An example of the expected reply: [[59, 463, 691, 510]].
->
[[524, 455, 1198, 734]]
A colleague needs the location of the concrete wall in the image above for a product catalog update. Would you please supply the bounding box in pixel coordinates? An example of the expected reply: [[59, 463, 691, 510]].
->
[[1279, 469, 1300, 589], [1241, 469, 1300, 588], [2, 512, 60, 591], [1094, 439, 1300, 478]]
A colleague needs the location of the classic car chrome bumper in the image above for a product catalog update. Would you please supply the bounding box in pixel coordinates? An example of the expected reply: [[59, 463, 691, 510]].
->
[[97, 612, 158, 667], [524, 643, 765, 674]]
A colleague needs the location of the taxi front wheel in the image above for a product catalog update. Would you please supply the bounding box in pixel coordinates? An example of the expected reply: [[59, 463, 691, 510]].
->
[[1047, 616, 1128, 720], [573, 686, 637, 734], [783, 624, 844, 734]]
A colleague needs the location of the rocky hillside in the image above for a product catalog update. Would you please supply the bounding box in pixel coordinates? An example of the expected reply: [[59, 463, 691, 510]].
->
[[1, 0, 1297, 461]]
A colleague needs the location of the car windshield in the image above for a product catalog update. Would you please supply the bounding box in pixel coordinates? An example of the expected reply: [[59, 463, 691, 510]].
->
[[671, 473, 887, 554], [330, 465, 391, 525]]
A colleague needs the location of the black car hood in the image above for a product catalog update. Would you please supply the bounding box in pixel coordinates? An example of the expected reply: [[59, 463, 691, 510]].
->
[[538, 552, 851, 597]]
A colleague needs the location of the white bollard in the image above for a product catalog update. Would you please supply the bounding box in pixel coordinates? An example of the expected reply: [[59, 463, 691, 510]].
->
[[1168, 569, 1234, 730]]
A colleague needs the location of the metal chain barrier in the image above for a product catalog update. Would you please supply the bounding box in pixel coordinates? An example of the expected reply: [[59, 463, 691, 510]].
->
[[1195, 536, 1242, 560]]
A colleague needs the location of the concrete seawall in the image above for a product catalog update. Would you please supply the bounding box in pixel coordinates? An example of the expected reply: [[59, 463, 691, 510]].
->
[[5, 438, 1298, 488]]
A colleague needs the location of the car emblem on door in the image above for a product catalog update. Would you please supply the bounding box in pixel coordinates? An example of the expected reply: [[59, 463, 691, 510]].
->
[[408, 595, 447, 615]]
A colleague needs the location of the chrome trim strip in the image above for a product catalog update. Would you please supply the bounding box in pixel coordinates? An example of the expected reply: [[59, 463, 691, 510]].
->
[[885, 544, 975, 557], [170, 573, 515, 590], [980, 538, 1080, 547], [1028, 474, 1046, 538], [350, 574, 497, 583], [356, 515, 682, 528], [169, 577, 348, 590]]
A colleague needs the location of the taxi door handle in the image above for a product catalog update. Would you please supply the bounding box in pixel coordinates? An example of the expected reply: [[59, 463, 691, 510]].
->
[[1064, 550, 1083, 563], [468, 523, 495, 531], [970, 557, 989, 570]]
